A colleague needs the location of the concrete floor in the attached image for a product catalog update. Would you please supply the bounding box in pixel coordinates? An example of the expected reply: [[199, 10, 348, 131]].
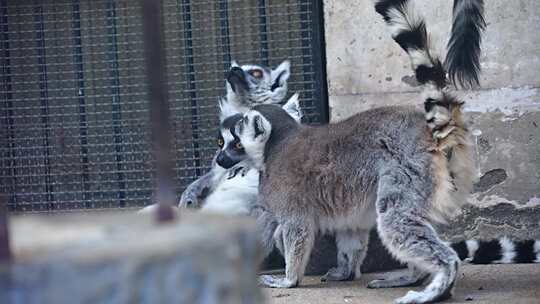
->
[[264, 264, 540, 304]]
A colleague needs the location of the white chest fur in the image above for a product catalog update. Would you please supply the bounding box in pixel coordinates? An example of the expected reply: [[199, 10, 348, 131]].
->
[[201, 167, 259, 215]]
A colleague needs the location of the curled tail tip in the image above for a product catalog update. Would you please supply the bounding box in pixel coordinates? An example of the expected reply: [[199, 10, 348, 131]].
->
[[445, 0, 486, 89]]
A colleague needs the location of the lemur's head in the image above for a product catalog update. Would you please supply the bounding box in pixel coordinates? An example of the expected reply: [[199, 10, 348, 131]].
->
[[226, 60, 291, 110], [217, 103, 299, 171], [216, 96, 301, 170]]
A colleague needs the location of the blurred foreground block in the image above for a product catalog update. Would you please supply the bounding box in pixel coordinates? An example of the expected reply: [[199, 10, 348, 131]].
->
[[0, 212, 262, 304]]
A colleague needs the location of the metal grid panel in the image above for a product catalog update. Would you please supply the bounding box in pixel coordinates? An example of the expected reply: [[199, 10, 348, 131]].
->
[[0, 0, 328, 213]]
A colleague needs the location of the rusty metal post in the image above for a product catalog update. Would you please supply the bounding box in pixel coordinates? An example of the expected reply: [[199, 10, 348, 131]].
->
[[141, 0, 176, 222], [0, 194, 10, 262]]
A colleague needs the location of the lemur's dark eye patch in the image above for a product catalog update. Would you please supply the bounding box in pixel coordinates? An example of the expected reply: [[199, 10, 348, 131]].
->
[[232, 121, 242, 138], [217, 138, 224, 147], [249, 69, 263, 79]]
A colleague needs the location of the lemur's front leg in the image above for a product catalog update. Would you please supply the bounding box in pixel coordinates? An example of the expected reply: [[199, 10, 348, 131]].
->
[[178, 171, 214, 208], [259, 219, 315, 288]]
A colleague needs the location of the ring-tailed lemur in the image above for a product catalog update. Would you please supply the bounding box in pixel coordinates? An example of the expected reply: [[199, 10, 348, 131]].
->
[[224, 100, 470, 303], [223, 100, 472, 302], [138, 93, 301, 216], [177, 60, 293, 210], [226, 60, 291, 112], [200, 94, 302, 215], [214, 2, 488, 303], [139, 60, 294, 215]]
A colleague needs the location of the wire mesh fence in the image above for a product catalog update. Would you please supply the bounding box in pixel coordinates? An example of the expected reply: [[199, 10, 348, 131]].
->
[[0, 0, 327, 213]]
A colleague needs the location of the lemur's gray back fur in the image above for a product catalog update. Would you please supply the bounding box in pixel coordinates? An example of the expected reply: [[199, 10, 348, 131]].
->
[[250, 104, 435, 217]]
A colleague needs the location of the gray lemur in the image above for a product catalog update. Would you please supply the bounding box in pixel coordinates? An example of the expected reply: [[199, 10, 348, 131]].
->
[[178, 60, 293, 209], [216, 1, 486, 303], [223, 100, 474, 304]]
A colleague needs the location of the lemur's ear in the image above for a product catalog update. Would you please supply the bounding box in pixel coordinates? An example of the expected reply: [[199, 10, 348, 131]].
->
[[218, 97, 241, 122], [237, 110, 272, 143], [230, 60, 239, 68], [270, 60, 291, 91], [252, 114, 271, 141], [282, 93, 302, 123]]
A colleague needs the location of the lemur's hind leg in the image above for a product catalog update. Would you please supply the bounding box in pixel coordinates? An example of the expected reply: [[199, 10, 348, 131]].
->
[[252, 207, 280, 261], [374, 171, 460, 304], [259, 219, 315, 288], [321, 229, 370, 281], [367, 264, 429, 288]]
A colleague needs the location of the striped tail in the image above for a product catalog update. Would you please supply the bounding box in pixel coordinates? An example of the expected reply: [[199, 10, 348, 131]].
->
[[375, 0, 476, 222], [445, 0, 486, 89], [374, 0, 465, 140], [451, 238, 540, 264]]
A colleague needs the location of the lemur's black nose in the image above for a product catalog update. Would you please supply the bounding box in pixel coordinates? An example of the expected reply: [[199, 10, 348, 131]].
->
[[226, 67, 248, 93], [216, 151, 235, 169]]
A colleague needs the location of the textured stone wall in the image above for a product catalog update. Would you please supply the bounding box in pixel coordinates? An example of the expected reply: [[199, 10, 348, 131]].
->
[[323, 0, 540, 241]]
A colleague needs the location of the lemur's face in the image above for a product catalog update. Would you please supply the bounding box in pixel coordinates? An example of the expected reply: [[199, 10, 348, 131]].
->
[[217, 109, 272, 170], [215, 114, 246, 169], [226, 60, 291, 106], [216, 92, 301, 170]]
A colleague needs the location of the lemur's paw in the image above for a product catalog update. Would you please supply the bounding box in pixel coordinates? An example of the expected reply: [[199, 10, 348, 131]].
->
[[368, 275, 426, 289], [368, 279, 391, 289], [321, 267, 355, 282], [258, 275, 298, 288], [395, 290, 448, 304], [178, 191, 199, 208]]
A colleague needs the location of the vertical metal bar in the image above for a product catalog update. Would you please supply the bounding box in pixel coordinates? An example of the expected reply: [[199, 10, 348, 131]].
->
[[0, 0, 11, 261], [309, 0, 329, 123], [142, 0, 175, 222], [0, 194, 10, 262], [180, 0, 201, 177], [0, 0, 16, 211], [299, 0, 329, 124], [258, 0, 269, 66], [218, 0, 231, 72], [105, 0, 126, 208], [33, 2, 54, 209], [71, 0, 90, 208]]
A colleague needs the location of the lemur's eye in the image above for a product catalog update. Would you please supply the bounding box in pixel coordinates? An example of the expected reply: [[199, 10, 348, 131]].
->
[[217, 138, 224, 147], [235, 142, 243, 150], [249, 69, 263, 79]]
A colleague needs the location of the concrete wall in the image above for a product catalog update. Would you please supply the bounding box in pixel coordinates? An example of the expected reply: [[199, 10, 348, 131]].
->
[[323, 0, 540, 240]]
